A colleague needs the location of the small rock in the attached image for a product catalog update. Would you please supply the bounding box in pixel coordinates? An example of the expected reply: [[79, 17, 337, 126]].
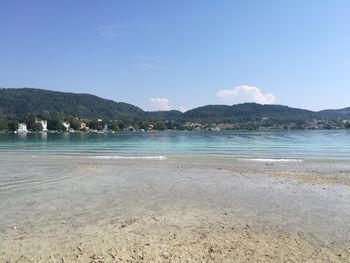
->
[[12, 226, 17, 230]]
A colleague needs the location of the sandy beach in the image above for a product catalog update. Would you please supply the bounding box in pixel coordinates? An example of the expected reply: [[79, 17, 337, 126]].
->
[[1, 154, 350, 262]]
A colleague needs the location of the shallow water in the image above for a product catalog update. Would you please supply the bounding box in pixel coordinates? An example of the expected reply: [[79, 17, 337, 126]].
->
[[1, 130, 350, 256], [0, 155, 349, 246], [0, 130, 350, 160]]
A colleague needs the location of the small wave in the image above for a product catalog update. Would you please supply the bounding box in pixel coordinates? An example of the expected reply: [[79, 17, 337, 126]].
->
[[89, 155, 167, 160], [238, 158, 302, 162]]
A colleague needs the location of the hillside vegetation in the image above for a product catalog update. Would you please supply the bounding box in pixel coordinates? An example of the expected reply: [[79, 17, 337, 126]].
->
[[183, 103, 317, 123], [0, 88, 145, 119], [0, 88, 349, 131]]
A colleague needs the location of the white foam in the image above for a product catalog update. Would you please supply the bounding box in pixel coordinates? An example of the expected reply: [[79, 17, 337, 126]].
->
[[238, 158, 302, 162], [89, 155, 167, 160]]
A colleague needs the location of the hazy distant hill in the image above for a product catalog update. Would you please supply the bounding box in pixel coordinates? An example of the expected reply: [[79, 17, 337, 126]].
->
[[317, 108, 350, 119], [0, 88, 145, 119], [147, 110, 183, 119], [183, 103, 317, 122]]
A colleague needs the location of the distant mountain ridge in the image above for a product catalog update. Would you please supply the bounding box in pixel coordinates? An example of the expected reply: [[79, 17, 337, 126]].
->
[[0, 88, 349, 122], [0, 88, 145, 119], [183, 104, 317, 122], [317, 108, 350, 119]]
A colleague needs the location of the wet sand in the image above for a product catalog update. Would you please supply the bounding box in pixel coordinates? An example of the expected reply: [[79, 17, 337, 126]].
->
[[1, 154, 350, 262]]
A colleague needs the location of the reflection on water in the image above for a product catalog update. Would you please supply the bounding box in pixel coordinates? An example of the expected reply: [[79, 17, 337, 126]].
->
[[0, 130, 350, 160], [17, 132, 27, 140], [41, 132, 47, 141]]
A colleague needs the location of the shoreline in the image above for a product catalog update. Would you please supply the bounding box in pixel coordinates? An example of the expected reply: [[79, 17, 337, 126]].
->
[[1, 127, 350, 134]]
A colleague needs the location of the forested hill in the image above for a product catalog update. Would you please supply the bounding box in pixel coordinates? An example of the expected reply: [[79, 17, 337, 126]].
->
[[317, 108, 350, 120], [0, 88, 145, 119], [183, 103, 317, 122], [147, 110, 183, 119], [0, 88, 349, 123]]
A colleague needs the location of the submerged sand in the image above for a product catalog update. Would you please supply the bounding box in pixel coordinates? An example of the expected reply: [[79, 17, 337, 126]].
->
[[1, 154, 350, 262]]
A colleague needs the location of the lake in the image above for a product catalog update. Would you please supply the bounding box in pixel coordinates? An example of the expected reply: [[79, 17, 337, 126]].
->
[[0, 130, 350, 160]]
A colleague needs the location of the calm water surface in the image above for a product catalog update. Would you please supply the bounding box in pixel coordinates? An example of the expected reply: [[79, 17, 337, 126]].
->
[[1, 130, 350, 247], [0, 130, 350, 160]]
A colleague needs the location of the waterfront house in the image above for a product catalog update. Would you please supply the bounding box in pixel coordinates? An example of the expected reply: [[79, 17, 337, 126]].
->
[[80, 121, 87, 130], [18, 123, 28, 133], [128, 125, 135, 132], [62, 121, 70, 131], [35, 118, 48, 132], [102, 124, 108, 133]]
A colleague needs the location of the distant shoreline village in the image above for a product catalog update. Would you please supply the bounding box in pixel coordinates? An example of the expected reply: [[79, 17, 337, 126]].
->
[[1, 88, 350, 133], [4, 116, 350, 134]]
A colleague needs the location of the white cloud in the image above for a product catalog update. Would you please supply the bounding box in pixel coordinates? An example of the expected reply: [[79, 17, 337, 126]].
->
[[178, 106, 188, 113], [216, 85, 276, 105], [150, 98, 171, 111]]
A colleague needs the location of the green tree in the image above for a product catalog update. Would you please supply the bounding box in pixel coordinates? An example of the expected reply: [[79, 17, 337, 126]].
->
[[69, 118, 81, 130], [25, 114, 37, 131], [109, 121, 119, 132], [31, 122, 43, 132], [0, 119, 8, 131], [8, 120, 18, 132], [47, 118, 64, 131], [155, 121, 166, 130], [117, 120, 127, 130], [88, 120, 102, 130]]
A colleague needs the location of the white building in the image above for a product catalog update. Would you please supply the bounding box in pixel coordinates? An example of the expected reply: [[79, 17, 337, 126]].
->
[[41, 120, 48, 132], [18, 123, 28, 133], [80, 121, 87, 130], [62, 121, 70, 131], [35, 118, 48, 132]]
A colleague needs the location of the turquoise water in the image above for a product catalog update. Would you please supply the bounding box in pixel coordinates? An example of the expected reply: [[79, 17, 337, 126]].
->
[[0, 130, 350, 160]]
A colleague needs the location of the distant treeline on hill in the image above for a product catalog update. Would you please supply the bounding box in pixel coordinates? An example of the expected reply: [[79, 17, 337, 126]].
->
[[0, 87, 350, 132], [0, 88, 145, 119]]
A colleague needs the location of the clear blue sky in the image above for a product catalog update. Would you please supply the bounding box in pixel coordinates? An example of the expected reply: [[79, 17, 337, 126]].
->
[[1, 0, 349, 111]]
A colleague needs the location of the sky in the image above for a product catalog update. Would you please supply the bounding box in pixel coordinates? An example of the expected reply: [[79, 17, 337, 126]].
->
[[0, 0, 349, 112]]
